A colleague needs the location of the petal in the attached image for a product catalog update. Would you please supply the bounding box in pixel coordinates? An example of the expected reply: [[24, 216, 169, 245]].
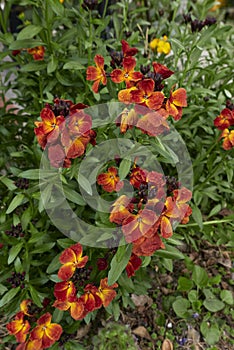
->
[[92, 79, 101, 93], [58, 263, 76, 281], [171, 88, 187, 107], [137, 79, 155, 95], [45, 323, 63, 341], [53, 300, 70, 311], [60, 247, 76, 264], [37, 312, 51, 326], [146, 91, 164, 110], [67, 137, 86, 159], [86, 66, 99, 81], [122, 56, 136, 72], [94, 54, 104, 68], [160, 216, 173, 238], [152, 62, 174, 79], [70, 300, 85, 320], [54, 281, 76, 301], [110, 69, 125, 83]]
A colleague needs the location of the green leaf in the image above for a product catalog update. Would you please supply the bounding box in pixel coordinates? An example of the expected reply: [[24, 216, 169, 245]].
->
[[200, 322, 221, 345], [53, 308, 64, 323], [21, 62, 47, 72], [108, 244, 132, 285], [31, 243, 55, 254], [207, 204, 222, 218], [0, 284, 8, 296], [46, 253, 61, 274], [47, 55, 58, 74], [192, 265, 208, 288], [18, 169, 39, 179], [177, 277, 194, 291], [154, 244, 185, 260], [118, 158, 132, 180], [172, 297, 190, 318], [203, 289, 225, 312], [17, 25, 43, 40], [50, 0, 65, 16], [9, 40, 46, 50], [191, 204, 203, 229], [29, 285, 43, 307], [0, 287, 20, 308], [6, 194, 25, 214], [220, 290, 233, 305], [170, 38, 185, 51], [0, 176, 17, 191], [78, 173, 92, 196], [63, 187, 86, 206], [8, 243, 23, 265], [63, 61, 85, 70]]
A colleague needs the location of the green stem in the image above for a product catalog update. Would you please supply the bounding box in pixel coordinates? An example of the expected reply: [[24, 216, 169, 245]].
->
[[178, 218, 233, 228], [102, 0, 109, 19]]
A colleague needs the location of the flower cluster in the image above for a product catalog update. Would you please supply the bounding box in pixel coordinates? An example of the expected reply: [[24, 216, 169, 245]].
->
[[12, 46, 45, 60], [149, 35, 171, 55], [183, 13, 216, 32], [106, 165, 192, 256], [6, 300, 62, 350], [34, 98, 96, 167], [214, 100, 234, 150], [53, 243, 118, 320]]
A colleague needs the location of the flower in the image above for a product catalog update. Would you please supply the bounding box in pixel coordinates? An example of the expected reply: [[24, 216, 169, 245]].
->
[[16, 339, 42, 350], [53, 296, 85, 320], [79, 284, 102, 314], [221, 129, 234, 150], [97, 258, 108, 271], [109, 194, 133, 225], [136, 109, 169, 136], [214, 108, 234, 130], [126, 254, 142, 277], [150, 36, 171, 55], [152, 62, 174, 79], [97, 167, 124, 192], [96, 278, 118, 307], [27, 46, 45, 60], [118, 86, 137, 104], [54, 280, 77, 301], [110, 57, 143, 87], [116, 108, 138, 133], [121, 40, 138, 57], [86, 54, 107, 93], [6, 311, 30, 343], [132, 231, 165, 256], [130, 79, 165, 110], [166, 87, 187, 120], [129, 166, 148, 189], [58, 243, 88, 281], [30, 312, 62, 348]]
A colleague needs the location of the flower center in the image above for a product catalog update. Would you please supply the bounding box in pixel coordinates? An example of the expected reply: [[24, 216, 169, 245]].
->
[[124, 73, 129, 78], [143, 95, 148, 100]]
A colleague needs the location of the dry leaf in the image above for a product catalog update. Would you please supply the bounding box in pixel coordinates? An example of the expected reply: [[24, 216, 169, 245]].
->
[[133, 326, 151, 340], [187, 325, 200, 344], [131, 294, 153, 308], [162, 338, 173, 350]]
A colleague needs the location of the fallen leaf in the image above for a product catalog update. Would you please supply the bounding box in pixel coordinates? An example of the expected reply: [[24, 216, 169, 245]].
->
[[133, 326, 151, 340], [162, 338, 173, 350], [131, 294, 153, 308], [187, 325, 200, 344]]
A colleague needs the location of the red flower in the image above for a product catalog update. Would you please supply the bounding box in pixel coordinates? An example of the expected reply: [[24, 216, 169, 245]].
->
[[129, 166, 148, 189], [54, 280, 77, 301], [126, 254, 142, 277], [214, 108, 234, 130], [58, 243, 88, 281], [130, 79, 165, 110], [121, 40, 138, 57], [53, 296, 85, 320], [30, 312, 62, 348], [132, 231, 165, 256], [97, 167, 124, 192], [96, 278, 118, 307], [166, 87, 187, 120], [48, 143, 66, 168], [27, 46, 45, 60], [136, 109, 169, 136], [68, 111, 92, 136], [109, 195, 133, 225], [79, 284, 102, 314], [221, 128, 234, 150], [97, 258, 108, 271], [16, 339, 42, 350], [118, 86, 137, 104], [6, 312, 30, 343], [116, 108, 138, 133], [111, 57, 143, 87], [122, 209, 158, 242], [20, 300, 34, 317], [152, 62, 174, 79], [86, 54, 107, 93]]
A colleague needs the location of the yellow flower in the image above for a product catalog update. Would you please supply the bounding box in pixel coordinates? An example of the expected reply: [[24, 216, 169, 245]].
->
[[209, 0, 226, 11], [60, 0, 64, 3], [149, 36, 171, 55]]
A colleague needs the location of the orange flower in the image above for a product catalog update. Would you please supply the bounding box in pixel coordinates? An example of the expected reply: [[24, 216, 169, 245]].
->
[[130, 79, 164, 110], [173, 187, 192, 221], [27, 46, 45, 60], [126, 253, 142, 277], [54, 280, 76, 301], [166, 87, 187, 120], [53, 296, 85, 320], [79, 284, 102, 314], [118, 86, 137, 104], [6, 311, 31, 343], [86, 54, 107, 93], [16, 339, 42, 350], [58, 243, 88, 281], [96, 278, 118, 307], [122, 209, 158, 242], [30, 312, 62, 348], [116, 108, 138, 133], [111, 57, 143, 87], [152, 62, 174, 79], [221, 128, 234, 150], [20, 299, 33, 317], [129, 166, 148, 189], [121, 40, 138, 57], [109, 195, 133, 225], [214, 108, 234, 130], [132, 231, 165, 256], [68, 111, 92, 136], [136, 109, 169, 136], [97, 167, 124, 193]]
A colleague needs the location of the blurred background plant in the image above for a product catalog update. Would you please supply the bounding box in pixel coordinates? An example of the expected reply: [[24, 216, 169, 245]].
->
[[0, 0, 234, 349]]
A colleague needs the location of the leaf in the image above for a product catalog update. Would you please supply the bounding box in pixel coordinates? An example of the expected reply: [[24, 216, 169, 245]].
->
[[0, 176, 17, 191], [46, 253, 61, 274], [78, 173, 92, 196], [53, 308, 64, 323], [108, 244, 132, 285], [220, 290, 234, 305], [170, 38, 185, 51], [172, 297, 190, 318], [0, 287, 20, 308], [18, 169, 40, 179], [9, 39, 46, 50], [0, 284, 8, 296], [63, 61, 85, 70], [200, 322, 221, 345], [192, 265, 208, 288], [203, 289, 225, 312], [8, 243, 23, 265], [118, 158, 132, 180], [21, 62, 47, 72], [177, 277, 194, 291], [6, 194, 25, 214], [63, 187, 86, 205], [50, 0, 65, 16], [191, 204, 203, 229], [17, 25, 43, 40], [154, 245, 185, 260], [29, 285, 43, 307], [47, 55, 58, 74]]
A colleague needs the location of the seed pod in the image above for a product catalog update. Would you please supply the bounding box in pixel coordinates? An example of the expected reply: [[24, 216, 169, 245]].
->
[[162, 339, 173, 350]]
